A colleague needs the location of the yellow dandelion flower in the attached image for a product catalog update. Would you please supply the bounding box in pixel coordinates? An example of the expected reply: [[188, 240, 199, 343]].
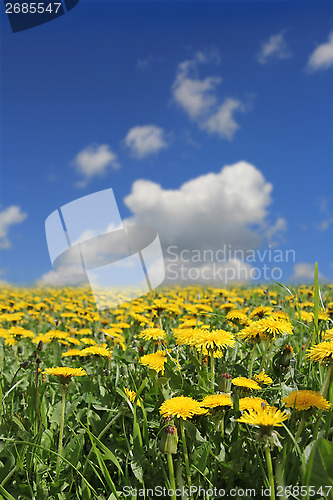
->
[[173, 328, 198, 347], [80, 346, 112, 359], [306, 340, 333, 363], [140, 351, 167, 374], [201, 393, 232, 409], [249, 306, 273, 319], [282, 390, 331, 411], [323, 328, 333, 341], [239, 316, 293, 343], [80, 338, 97, 345], [232, 377, 261, 391], [124, 388, 142, 407], [193, 329, 236, 355], [138, 328, 166, 341], [239, 397, 270, 412], [160, 396, 207, 420], [61, 349, 82, 357], [177, 319, 203, 329], [318, 312, 330, 321], [253, 371, 273, 385], [300, 311, 314, 323], [237, 406, 289, 430], [226, 310, 249, 325], [43, 367, 87, 384]]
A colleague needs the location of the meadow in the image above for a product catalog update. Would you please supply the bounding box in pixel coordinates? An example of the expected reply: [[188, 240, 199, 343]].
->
[[0, 276, 333, 500]]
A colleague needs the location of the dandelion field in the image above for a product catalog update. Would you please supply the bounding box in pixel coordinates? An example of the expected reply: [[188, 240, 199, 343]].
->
[[0, 281, 333, 500]]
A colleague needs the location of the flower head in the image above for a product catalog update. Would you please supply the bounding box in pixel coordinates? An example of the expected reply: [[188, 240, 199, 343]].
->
[[239, 316, 293, 343], [43, 367, 87, 384], [124, 388, 142, 407], [306, 341, 333, 363], [201, 393, 232, 409], [239, 397, 270, 412], [253, 371, 273, 386], [282, 390, 331, 411], [232, 377, 261, 391], [138, 328, 166, 341], [160, 396, 207, 420], [140, 351, 167, 374], [193, 328, 236, 355], [61, 348, 82, 357], [237, 406, 289, 432], [80, 346, 112, 359]]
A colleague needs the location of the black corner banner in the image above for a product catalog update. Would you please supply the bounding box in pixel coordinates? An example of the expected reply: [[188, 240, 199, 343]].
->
[[3, 0, 80, 33]]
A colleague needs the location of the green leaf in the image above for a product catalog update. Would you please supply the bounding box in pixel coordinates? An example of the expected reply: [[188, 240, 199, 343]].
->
[[304, 438, 333, 499], [0, 485, 16, 500], [192, 442, 211, 474]]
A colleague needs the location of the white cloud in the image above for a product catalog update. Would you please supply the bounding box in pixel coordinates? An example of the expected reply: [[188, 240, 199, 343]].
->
[[39, 161, 284, 287], [124, 125, 168, 159], [257, 33, 292, 64], [172, 51, 246, 139], [265, 217, 287, 243], [72, 144, 119, 187], [291, 262, 327, 282], [0, 205, 27, 249], [307, 32, 333, 71], [201, 98, 243, 140], [124, 161, 280, 253], [37, 266, 88, 287], [172, 62, 220, 118]]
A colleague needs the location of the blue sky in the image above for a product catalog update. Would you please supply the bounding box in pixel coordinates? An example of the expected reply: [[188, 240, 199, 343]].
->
[[1, 0, 333, 287]]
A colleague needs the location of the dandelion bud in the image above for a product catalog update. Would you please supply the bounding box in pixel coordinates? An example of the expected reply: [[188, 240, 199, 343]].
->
[[37, 340, 44, 351], [159, 425, 178, 454], [36, 356, 41, 365], [20, 360, 29, 369]]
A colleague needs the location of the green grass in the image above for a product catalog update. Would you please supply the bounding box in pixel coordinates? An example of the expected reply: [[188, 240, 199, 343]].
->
[[0, 282, 332, 499]]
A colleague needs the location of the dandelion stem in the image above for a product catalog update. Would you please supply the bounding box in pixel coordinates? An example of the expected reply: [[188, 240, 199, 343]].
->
[[248, 343, 257, 379], [259, 341, 270, 372], [56, 385, 66, 477], [35, 363, 40, 432], [211, 352, 215, 392], [166, 453, 177, 500], [321, 364, 332, 399], [264, 445, 275, 500], [220, 414, 224, 439], [180, 419, 193, 500]]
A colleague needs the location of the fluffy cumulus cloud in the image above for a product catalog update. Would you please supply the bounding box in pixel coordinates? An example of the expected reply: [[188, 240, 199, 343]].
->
[[0, 205, 27, 249], [72, 144, 119, 187], [257, 33, 292, 64], [172, 51, 246, 139], [39, 161, 286, 286], [201, 98, 244, 140], [124, 125, 168, 158], [307, 32, 333, 71], [291, 263, 327, 282], [39, 161, 285, 287], [124, 161, 275, 251]]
